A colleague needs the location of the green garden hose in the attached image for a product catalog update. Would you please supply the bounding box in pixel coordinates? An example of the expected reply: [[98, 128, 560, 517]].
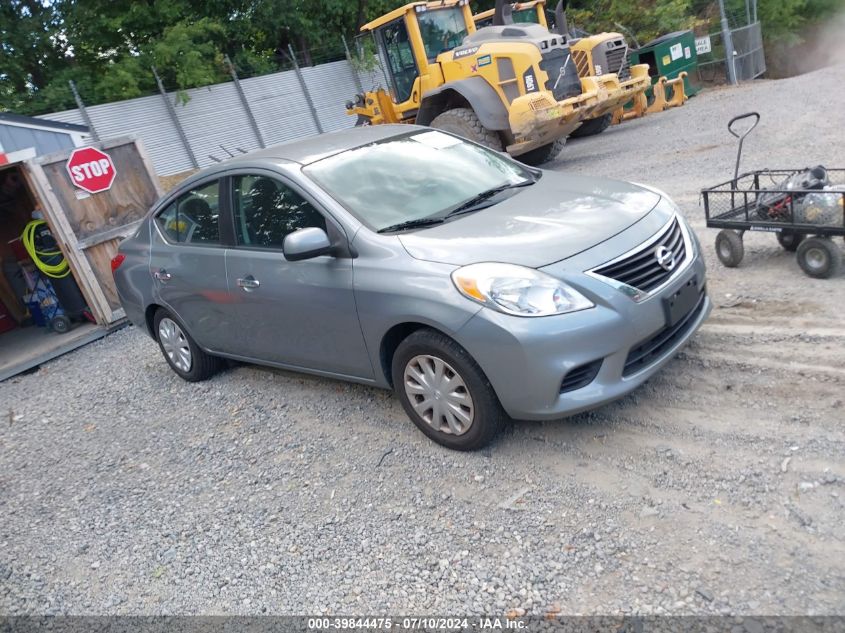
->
[[22, 220, 71, 279]]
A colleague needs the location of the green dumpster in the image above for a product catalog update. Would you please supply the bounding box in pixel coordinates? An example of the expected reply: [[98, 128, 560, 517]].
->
[[630, 30, 699, 97]]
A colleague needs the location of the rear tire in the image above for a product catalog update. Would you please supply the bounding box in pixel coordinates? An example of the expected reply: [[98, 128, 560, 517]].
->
[[796, 237, 842, 279], [392, 328, 507, 451], [518, 138, 566, 166], [154, 308, 223, 382], [776, 231, 805, 252], [569, 113, 613, 138], [430, 108, 503, 151], [714, 230, 744, 268]]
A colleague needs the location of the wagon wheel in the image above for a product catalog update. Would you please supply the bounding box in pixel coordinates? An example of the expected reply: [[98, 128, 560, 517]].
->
[[796, 237, 842, 279], [715, 230, 744, 268], [776, 231, 805, 252]]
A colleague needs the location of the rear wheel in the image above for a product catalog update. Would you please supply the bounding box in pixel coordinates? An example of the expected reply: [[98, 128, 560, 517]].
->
[[392, 329, 507, 451], [796, 237, 842, 279], [776, 231, 805, 252], [569, 113, 613, 138], [518, 138, 566, 166], [430, 108, 503, 151], [715, 230, 744, 268], [154, 308, 223, 382]]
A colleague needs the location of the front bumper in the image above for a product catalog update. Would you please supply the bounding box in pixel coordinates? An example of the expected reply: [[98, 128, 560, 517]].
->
[[454, 250, 710, 421], [507, 65, 651, 155]]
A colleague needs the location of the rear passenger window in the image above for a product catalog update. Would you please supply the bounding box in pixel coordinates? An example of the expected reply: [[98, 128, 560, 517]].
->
[[155, 180, 221, 245]]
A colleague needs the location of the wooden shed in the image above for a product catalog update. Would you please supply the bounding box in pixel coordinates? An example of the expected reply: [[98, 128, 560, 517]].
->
[[0, 136, 162, 380]]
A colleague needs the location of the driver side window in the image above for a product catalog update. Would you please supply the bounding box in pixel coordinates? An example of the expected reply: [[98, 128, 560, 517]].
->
[[232, 175, 326, 250], [378, 19, 416, 103]]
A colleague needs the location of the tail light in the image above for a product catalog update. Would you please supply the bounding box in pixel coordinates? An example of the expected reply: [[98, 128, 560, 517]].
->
[[111, 253, 126, 273]]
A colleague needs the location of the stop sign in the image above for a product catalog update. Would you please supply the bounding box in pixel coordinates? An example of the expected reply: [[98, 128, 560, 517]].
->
[[66, 147, 117, 194]]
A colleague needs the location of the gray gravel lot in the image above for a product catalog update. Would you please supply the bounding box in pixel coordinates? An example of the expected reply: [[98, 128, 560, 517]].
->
[[1, 65, 844, 616]]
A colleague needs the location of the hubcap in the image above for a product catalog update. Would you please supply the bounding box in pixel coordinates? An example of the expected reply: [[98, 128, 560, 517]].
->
[[805, 247, 827, 270], [158, 317, 192, 373], [403, 355, 474, 436], [718, 239, 732, 259]]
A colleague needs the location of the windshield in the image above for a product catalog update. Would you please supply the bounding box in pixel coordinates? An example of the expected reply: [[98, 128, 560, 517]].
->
[[418, 7, 469, 61], [303, 130, 534, 232]]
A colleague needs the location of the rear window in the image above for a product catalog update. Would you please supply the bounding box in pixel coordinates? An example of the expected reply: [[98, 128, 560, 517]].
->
[[155, 180, 221, 245]]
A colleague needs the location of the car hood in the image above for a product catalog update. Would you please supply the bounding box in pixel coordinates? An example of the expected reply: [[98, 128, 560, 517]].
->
[[398, 173, 661, 268]]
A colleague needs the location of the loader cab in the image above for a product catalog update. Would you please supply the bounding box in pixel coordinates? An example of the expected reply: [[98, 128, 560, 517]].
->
[[474, 2, 548, 29], [360, 0, 475, 116]]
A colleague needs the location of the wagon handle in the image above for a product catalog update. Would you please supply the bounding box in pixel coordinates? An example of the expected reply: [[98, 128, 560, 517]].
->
[[728, 112, 760, 183]]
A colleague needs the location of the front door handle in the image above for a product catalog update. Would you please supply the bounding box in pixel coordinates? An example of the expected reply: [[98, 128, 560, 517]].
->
[[237, 275, 260, 291], [153, 269, 172, 282]]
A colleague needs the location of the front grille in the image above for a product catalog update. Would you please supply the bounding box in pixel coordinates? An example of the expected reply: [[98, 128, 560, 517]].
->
[[540, 48, 582, 101], [560, 359, 603, 393], [622, 291, 706, 377], [606, 46, 630, 79], [592, 218, 686, 293]]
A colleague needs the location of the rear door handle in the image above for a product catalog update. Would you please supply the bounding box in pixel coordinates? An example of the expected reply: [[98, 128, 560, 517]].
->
[[153, 269, 172, 282], [237, 275, 260, 291]]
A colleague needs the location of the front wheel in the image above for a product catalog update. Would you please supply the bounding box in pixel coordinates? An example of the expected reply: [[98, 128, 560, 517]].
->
[[518, 138, 566, 166], [715, 230, 744, 268], [569, 113, 613, 138], [430, 108, 503, 151], [154, 308, 223, 382], [796, 237, 842, 279], [392, 329, 507, 451]]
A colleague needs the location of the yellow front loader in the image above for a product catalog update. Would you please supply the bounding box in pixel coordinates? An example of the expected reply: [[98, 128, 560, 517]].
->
[[474, 0, 688, 136], [346, 0, 649, 164]]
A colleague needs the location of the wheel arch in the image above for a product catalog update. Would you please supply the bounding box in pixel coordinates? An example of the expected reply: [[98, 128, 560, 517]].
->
[[379, 321, 456, 389], [145, 304, 163, 340], [416, 77, 510, 131]]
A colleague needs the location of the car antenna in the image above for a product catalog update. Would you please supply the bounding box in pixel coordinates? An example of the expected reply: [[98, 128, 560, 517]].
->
[[236, 147, 248, 154], [219, 145, 235, 158], [208, 155, 222, 163]]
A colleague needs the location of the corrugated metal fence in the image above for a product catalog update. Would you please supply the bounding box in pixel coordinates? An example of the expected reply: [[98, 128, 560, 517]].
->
[[41, 59, 372, 177]]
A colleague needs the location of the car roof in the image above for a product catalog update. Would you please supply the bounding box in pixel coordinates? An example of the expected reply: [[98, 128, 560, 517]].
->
[[170, 125, 422, 195], [226, 124, 416, 167]]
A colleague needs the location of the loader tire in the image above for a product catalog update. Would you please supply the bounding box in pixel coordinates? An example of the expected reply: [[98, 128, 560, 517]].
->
[[430, 108, 503, 151], [569, 113, 612, 138], [518, 138, 566, 166]]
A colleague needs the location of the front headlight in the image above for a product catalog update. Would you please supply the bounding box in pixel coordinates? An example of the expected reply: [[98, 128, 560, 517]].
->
[[451, 263, 594, 317]]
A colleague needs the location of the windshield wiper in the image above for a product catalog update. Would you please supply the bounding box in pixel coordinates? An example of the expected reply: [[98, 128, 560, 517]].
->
[[445, 179, 535, 218], [377, 216, 445, 234]]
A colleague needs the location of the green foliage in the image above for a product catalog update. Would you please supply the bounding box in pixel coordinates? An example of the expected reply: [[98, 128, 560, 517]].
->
[[1, 0, 842, 115]]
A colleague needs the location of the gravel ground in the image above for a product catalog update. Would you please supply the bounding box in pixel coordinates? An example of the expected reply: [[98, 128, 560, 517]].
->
[[1, 65, 844, 617]]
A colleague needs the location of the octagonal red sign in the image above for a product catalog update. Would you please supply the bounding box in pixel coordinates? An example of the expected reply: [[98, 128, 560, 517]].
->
[[66, 147, 117, 194]]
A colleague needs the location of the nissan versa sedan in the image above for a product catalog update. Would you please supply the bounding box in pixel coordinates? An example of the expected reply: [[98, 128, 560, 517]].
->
[[113, 125, 711, 450]]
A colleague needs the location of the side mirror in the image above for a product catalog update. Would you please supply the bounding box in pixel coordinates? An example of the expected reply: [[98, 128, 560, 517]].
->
[[283, 227, 332, 261]]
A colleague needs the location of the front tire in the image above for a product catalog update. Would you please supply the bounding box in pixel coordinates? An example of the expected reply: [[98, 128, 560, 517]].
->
[[430, 108, 503, 151], [796, 237, 842, 279], [392, 329, 507, 451], [154, 308, 223, 382], [569, 113, 613, 138], [518, 138, 566, 166], [715, 230, 744, 267]]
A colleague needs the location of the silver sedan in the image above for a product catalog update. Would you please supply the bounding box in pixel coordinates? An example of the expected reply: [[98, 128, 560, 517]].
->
[[113, 125, 711, 450]]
